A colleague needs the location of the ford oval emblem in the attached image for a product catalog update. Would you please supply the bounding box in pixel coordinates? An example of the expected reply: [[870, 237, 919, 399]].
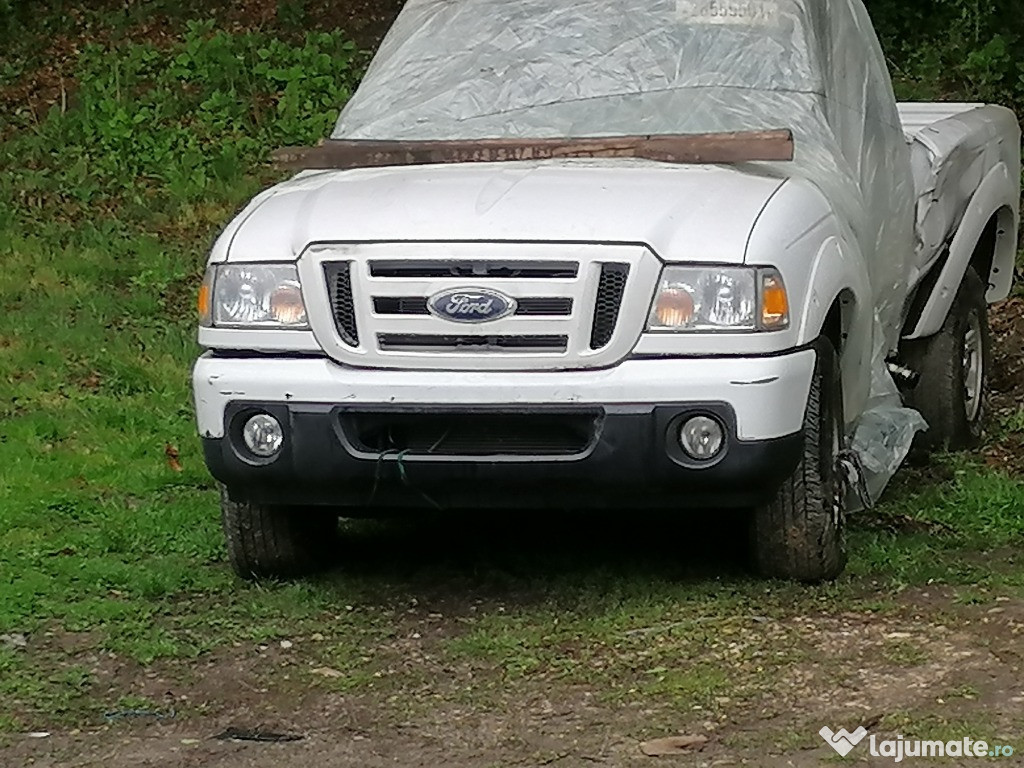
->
[[427, 287, 518, 323]]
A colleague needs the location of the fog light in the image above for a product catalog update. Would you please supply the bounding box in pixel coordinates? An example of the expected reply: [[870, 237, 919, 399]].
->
[[679, 416, 724, 461], [242, 413, 284, 457]]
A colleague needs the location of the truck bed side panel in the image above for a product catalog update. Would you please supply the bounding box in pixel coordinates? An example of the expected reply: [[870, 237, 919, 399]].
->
[[897, 102, 1021, 284]]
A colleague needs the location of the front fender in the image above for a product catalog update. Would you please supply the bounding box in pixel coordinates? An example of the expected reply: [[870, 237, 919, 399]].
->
[[797, 237, 873, 422], [746, 179, 873, 420]]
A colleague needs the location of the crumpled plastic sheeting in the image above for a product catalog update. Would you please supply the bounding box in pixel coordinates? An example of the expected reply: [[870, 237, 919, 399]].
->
[[335, 0, 926, 502], [849, 405, 929, 509], [847, 326, 928, 509], [845, 318, 928, 506]]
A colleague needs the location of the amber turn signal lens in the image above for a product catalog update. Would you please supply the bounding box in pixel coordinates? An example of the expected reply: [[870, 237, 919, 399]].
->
[[760, 272, 789, 329], [654, 287, 696, 328], [197, 269, 213, 327]]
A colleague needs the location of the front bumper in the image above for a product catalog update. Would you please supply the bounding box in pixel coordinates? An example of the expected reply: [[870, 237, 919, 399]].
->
[[193, 351, 815, 509]]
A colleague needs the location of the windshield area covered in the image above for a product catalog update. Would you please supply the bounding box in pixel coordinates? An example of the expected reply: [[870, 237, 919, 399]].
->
[[333, 0, 823, 140]]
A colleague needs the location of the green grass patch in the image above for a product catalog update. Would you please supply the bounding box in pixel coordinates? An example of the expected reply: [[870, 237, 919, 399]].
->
[[878, 711, 1005, 744], [881, 639, 931, 667], [847, 459, 1024, 589]]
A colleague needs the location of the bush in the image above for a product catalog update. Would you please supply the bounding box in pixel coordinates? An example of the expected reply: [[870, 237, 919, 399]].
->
[[865, 0, 1024, 112], [0, 19, 362, 211]]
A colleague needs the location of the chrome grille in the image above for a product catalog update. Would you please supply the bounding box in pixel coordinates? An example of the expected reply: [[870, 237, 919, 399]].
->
[[372, 296, 573, 316], [300, 243, 661, 371], [368, 260, 578, 279]]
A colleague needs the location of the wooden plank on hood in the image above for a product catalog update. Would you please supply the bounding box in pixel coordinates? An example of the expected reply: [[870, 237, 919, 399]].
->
[[270, 130, 795, 170]]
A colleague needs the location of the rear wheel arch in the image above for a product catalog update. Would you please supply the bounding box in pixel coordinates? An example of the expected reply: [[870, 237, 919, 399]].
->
[[906, 163, 1018, 339], [900, 267, 990, 452], [974, 205, 1016, 298]]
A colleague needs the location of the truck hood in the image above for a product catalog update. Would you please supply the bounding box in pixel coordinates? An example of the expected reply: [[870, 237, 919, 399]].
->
[[224, 160, 786, 264]]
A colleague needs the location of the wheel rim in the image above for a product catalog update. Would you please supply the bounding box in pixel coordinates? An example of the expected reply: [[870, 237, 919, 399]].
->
[[963, 311, 984, 422]]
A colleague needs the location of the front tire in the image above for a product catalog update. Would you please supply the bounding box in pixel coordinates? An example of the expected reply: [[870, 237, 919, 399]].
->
[[900, 266, 990, 452], [750, 338, 847, 583], [220, 487, 339, 579]]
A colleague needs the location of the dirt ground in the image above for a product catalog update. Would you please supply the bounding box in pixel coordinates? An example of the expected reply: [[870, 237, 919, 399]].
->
[[5, 585, 1023, 768], [986, 296, 1024, 474]]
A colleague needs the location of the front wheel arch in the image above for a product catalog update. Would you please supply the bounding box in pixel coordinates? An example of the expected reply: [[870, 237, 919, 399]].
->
[[815, 288, 864, 431]]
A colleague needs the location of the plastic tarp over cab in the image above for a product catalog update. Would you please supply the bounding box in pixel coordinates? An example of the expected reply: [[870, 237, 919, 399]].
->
[[334, 0, 926, 502]]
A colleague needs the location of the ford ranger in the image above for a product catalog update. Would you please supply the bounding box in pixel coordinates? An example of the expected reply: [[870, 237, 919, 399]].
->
[[192, 0, 1021, 582]]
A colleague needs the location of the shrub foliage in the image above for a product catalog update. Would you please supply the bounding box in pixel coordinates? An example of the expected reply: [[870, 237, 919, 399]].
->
[[866, 0, 1024, 112], [1, 18, 361, 214]]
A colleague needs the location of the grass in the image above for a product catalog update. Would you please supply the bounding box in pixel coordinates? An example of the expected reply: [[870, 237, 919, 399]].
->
[[878, 711, 1005, 744], [0, 0, 1023, 749], [882, 639, 931, 667]]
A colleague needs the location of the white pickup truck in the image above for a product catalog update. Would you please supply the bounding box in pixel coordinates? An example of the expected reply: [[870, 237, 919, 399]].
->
[[192, 0, 1020, 582]]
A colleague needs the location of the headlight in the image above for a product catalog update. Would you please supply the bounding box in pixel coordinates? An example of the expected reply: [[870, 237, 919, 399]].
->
[[199, 264, 308, 329], [647, 266, 789, 332]]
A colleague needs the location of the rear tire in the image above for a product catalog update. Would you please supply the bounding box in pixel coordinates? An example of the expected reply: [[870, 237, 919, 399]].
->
[[900, 267, 989, 452], [220, 487, 339, 579], [750, 338, 847, 583]]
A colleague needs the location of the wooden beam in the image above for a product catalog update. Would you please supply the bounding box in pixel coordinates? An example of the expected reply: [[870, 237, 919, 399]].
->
[[270, 130, 795, 170]]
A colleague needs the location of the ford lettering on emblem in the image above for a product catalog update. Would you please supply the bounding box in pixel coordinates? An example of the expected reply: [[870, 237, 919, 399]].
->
[[427, 288, 518, 323]]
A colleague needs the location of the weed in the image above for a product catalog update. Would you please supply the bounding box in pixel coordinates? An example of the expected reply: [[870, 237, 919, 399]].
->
[[882, 639, 931, 667]]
